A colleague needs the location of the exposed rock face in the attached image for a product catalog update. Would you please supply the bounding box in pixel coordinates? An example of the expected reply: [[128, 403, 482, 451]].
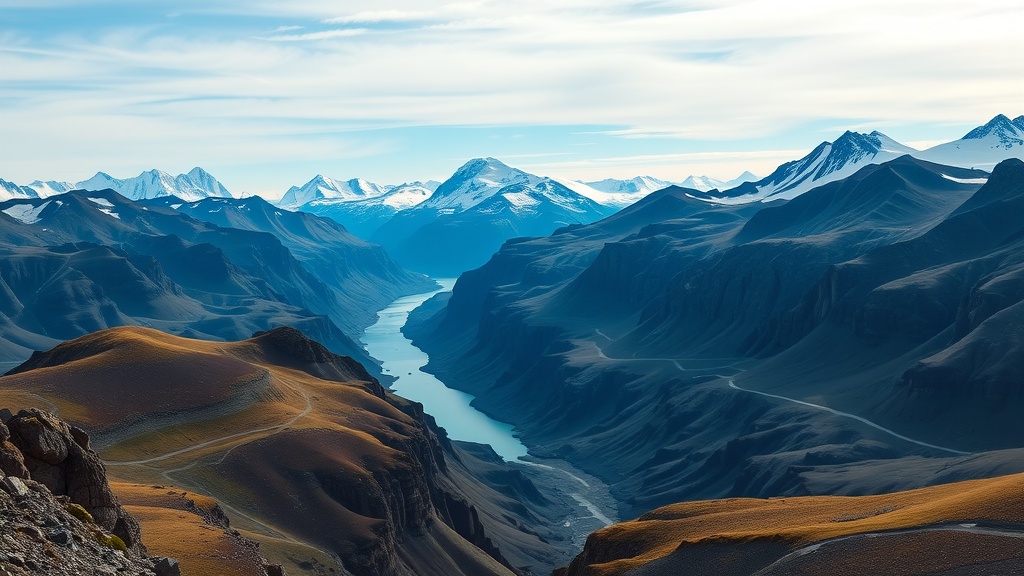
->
[[0, 409, 179, 576], [0, 425, 30, 479], [5, 408, 144, 554], [0, 477, 163, 576]]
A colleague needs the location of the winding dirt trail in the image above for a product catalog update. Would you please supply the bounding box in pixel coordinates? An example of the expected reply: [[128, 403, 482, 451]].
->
[[107, 385, 313, 466], [727, 380, 970, 456], [106, 376, 325, 553], [591, 333, 970, 456], [754, 523, 1024, 575]]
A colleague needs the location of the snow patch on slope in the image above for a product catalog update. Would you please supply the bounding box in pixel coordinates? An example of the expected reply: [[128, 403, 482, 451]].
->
[[941, 174, 989, 185], [3, 202, 50, 224], [87, 197, 115, 208]]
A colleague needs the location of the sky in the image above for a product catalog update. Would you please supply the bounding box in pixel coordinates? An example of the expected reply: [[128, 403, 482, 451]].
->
[[1, 1, 1022, 199]]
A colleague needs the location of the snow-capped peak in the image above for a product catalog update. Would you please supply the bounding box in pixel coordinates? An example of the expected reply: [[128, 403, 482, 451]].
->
[[25, 180, 74, 198], [813, 131, 914, 181], [278, 175, 387, 209], [546, 177, 648, 207], [585, 176, 673, 196], [0, 178, 40, 202], [700, 131, 915, 204], [77, 171, 121, 191], [76, 168, 233, 202], [916, 114, 1024, 170], [869, 131, 920, 155], [678, 172, 760, 193], [962, 114, 1024, 148], [183, 167, 232, 198], [378, 182, 436, 209], [679, 175, 724, 192], [422, 157, 541, 211]]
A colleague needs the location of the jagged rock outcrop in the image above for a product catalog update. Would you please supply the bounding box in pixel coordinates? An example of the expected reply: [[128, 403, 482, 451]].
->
[[4, 405, 145, 549], [4, 408, 144, 554], [0, 409, 177, 576]]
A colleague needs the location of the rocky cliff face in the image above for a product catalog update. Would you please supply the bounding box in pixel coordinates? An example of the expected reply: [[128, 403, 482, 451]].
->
[[0, 408, 178, 576], [2, 408, 144, 553]]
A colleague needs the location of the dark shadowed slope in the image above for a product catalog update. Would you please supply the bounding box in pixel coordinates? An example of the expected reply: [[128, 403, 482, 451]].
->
[[742, 158, 1024, 450], [172, 195, 435, 333], [406, 157, 1012, 516], [0, 189, 399, 370]]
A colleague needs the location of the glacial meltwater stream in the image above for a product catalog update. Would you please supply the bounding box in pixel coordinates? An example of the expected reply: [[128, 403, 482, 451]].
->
[[360, 279, 529, 459], [361, 280, 619, 547]]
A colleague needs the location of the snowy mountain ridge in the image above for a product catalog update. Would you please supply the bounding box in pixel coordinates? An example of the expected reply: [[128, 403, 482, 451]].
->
[[304, 181, 440, 211], [421, 157, 544, 212], [76, 167, 232, 202], [6, 114, 1024, 212], [278, 175, 388, 209], [25, 180, 74, 198], [679, 171, 760, 192], [962, 114, 1024, 146], [693, 130, 918, 204], [0, 178, 36, 202], [585, 176, 673, 195], [915, 114, 1024, 170]]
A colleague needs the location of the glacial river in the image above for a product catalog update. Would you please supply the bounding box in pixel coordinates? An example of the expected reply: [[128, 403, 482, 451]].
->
[[361, 281, 619, 546], [360, 279, 530, 460]]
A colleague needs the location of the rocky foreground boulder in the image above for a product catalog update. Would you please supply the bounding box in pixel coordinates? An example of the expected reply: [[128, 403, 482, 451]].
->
[[0, 408, 178, 576]]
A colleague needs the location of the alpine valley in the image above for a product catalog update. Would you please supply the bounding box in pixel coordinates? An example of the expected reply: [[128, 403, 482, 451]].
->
[[2, 114, 1024, 576]]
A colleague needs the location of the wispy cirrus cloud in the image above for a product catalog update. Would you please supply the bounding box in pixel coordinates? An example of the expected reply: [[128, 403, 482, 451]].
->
[[259, 28, 366, 41], [323, 9, 434, 24], [0, 0, 1021, 193]]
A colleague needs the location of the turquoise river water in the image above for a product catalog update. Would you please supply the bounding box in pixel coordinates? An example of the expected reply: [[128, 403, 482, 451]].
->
[[360, 279, 530, 460]]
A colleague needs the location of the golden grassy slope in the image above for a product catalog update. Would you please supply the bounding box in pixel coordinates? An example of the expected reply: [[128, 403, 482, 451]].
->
[[0, 326, 503, 576], [0, 327, 263, 428], [114, 482, 267, 576], [564, 472, 1024, 575]]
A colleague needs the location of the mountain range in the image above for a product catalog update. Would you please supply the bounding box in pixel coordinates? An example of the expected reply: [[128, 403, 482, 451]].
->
[[0, 188, 432, 377], [405, 119, 1024, 524], [3, 114, 1024, 576], [369, 158, 620, 276], [690, 114, 1024, 205], [394, 109, 1024, 572], [298, 180, 440, 238], [277, 175, 390, 209], [0, 167, 234, 203], [272, 115, 1023, 280]]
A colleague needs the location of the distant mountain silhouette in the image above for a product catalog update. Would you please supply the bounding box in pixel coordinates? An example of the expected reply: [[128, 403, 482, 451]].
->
[[0, 188, 430, 375]]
